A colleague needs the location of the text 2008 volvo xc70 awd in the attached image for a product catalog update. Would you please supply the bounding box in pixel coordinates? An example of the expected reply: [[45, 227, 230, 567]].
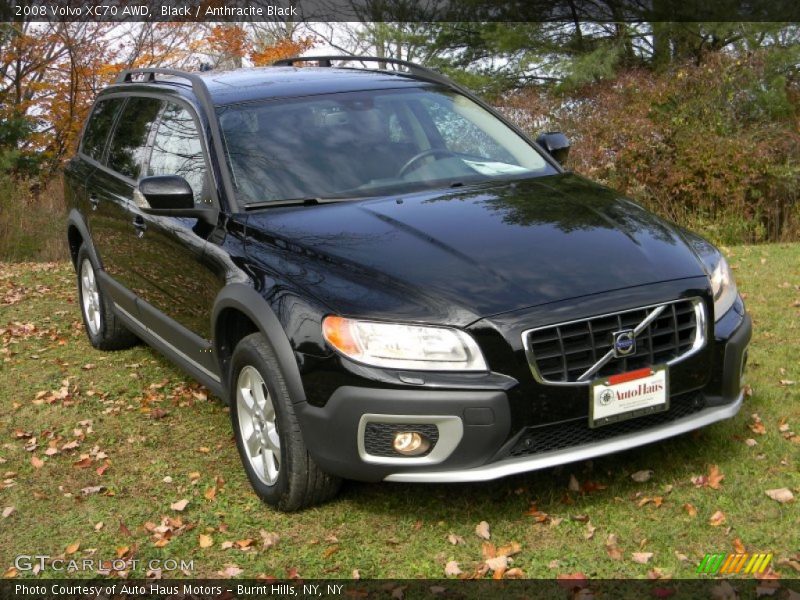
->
[[65, 57, 751, 510]]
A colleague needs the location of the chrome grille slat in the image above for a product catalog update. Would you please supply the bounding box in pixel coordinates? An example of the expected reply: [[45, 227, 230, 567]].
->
[[522, 298, 707, 386]]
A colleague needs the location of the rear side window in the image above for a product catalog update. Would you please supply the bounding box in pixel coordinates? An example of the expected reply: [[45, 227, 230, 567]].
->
[[80, 98, 124, 161], [147, 102, 207, 203], [106, 97, 163, 179]]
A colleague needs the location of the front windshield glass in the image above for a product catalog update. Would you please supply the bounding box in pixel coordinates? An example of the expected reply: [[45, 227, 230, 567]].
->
[[217, 87, 556, 205]]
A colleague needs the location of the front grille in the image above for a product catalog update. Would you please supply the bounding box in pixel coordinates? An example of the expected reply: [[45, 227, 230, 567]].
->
[[504, 392, 705, 458], [363, 423, 439, 457], [523, 298, 704, 385]]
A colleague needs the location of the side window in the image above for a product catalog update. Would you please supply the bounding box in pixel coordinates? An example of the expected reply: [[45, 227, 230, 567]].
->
[[106, 97, 163, 179], [147, 103, 207, 204], [80, 98, 124, 161]]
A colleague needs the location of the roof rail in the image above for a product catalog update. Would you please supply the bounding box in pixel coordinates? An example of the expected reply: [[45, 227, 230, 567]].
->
[[272, 55, 468, 94]]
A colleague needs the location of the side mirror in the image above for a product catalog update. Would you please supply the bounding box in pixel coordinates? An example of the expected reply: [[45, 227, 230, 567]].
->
[[535, 132, 570, 166], [137, 175, 217, 223]]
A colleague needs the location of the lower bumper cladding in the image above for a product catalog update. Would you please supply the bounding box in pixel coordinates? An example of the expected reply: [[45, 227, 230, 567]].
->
[[383, 390, 743, 482]]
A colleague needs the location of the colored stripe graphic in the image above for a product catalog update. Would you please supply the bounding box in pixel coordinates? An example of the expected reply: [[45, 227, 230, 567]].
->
[[697, 553, 773, 574]]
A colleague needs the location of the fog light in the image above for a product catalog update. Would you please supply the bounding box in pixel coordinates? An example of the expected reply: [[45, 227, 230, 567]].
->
[[392, 431, 431, 456]]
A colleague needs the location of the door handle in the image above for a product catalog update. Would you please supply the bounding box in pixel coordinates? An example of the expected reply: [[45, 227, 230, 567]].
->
[[132, 216, 147, 238], [89, 195, 99, 210]]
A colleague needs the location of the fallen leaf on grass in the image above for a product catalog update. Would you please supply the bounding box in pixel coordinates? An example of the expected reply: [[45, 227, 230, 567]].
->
[[218, 565, 243, 578], [556, 573, 589, 589], [199, 534, 213, 548], [475, 521, 490, 540], [568, 474, 580, 492], [504, 567, 525, 579], [733, 538, 746, 554], [80, 486, 106, 496], [631, 469, 653, 483], [605, 534, 623, 560], [447, 533, 464, 545], [709, 510, 726, 526], [485, 555, 508, 578], [444, 561, 462, 577], [692, 464, 724, 489], [632, 552, 653, 564], [745, 438, 758, 447], [765, 488, 794, 503], [776, 555, 800, 573], [170, 499, 189, 512], [260, 531, 279, 549], [3, 567, 18, 578], [149, 408, 169, 420], [584, 521, 596, 540], [496, 541, 522, 557], [2, 506, 15, 518], [707, 465, 725, 489], [683, 503, 698, 517], [750, 413, 767, 435], [30, 456, 43, 469], [94, 522, 103, 531], [65, 542, 80, 555], [204, 486, 217, 501]]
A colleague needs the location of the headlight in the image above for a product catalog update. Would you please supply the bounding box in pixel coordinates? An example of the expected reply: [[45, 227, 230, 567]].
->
[[689, 236, 738, 321], [707, 254, 738, 320], [322, 316, 488, 371]]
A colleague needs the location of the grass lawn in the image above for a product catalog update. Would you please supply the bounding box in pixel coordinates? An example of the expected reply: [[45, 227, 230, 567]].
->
[[0, 244, 798, 580]]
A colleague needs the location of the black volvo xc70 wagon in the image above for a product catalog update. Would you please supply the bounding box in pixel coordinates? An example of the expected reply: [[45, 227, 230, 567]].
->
[[65, 56, 751, 510]]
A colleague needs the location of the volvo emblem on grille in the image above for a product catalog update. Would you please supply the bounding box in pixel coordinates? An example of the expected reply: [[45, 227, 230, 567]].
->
[[612, 329, 636, 357]]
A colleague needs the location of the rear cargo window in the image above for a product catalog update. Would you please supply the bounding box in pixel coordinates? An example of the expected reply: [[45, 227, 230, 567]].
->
[[80, 98, 124, 162]]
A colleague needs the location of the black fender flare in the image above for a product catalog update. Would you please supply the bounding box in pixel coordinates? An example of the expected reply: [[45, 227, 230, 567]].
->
[[211, 283, 306, 404], [67, 209, 103, 269]]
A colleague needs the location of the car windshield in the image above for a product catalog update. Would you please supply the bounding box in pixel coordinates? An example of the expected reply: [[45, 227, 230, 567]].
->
[[217, 87, 557, 206]]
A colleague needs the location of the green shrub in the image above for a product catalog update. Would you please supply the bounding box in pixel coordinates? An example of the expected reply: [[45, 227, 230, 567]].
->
[[504, 49, 800, 245], [0, 173, 67, 262]]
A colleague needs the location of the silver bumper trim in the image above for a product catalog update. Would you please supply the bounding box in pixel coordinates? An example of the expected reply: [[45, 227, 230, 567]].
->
[[383, 391, 743, 483]]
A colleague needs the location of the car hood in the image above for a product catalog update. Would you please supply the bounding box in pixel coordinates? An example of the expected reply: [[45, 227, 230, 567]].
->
[[243, 174, 706, 326]]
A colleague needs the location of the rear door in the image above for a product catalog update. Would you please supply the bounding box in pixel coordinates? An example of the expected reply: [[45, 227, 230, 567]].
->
[[88, 95, 163, 316], [69, 97, 125, 240]]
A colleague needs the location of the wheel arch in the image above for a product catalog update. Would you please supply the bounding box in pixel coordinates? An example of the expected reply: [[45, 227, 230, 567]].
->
[[67, 209, 102, 269], [212, 284, 306, 405]]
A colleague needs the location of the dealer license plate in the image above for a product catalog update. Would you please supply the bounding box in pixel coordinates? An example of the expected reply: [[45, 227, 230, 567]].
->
[[589, 365, 669, 428]]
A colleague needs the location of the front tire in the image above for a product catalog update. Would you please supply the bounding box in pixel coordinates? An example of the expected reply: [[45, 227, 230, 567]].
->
[[229, 333, 341, 511], [75, 244, 138, 351]]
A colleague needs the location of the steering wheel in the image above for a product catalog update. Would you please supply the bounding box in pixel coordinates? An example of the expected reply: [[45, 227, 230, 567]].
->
[[398, 148, 456, 177]]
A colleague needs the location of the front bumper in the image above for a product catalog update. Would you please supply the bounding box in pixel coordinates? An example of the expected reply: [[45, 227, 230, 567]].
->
[[297, 309, 751, 483]]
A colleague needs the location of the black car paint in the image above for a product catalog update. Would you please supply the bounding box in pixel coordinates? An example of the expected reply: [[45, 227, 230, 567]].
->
[[65, 66, 751, 482]]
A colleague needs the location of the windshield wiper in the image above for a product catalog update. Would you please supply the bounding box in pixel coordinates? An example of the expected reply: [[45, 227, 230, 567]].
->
[[244, 197, 343, 210]]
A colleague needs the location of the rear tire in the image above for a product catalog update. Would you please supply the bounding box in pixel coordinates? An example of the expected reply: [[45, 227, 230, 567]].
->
[[76, 244, 138, 351], [229, 332, 341, 511]]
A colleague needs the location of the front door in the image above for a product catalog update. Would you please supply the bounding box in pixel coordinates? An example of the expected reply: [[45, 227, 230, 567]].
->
[[133, 100, 220, 374]]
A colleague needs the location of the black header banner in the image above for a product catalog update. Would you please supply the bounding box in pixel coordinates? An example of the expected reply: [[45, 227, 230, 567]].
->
[[4, 0, 800, 23]]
